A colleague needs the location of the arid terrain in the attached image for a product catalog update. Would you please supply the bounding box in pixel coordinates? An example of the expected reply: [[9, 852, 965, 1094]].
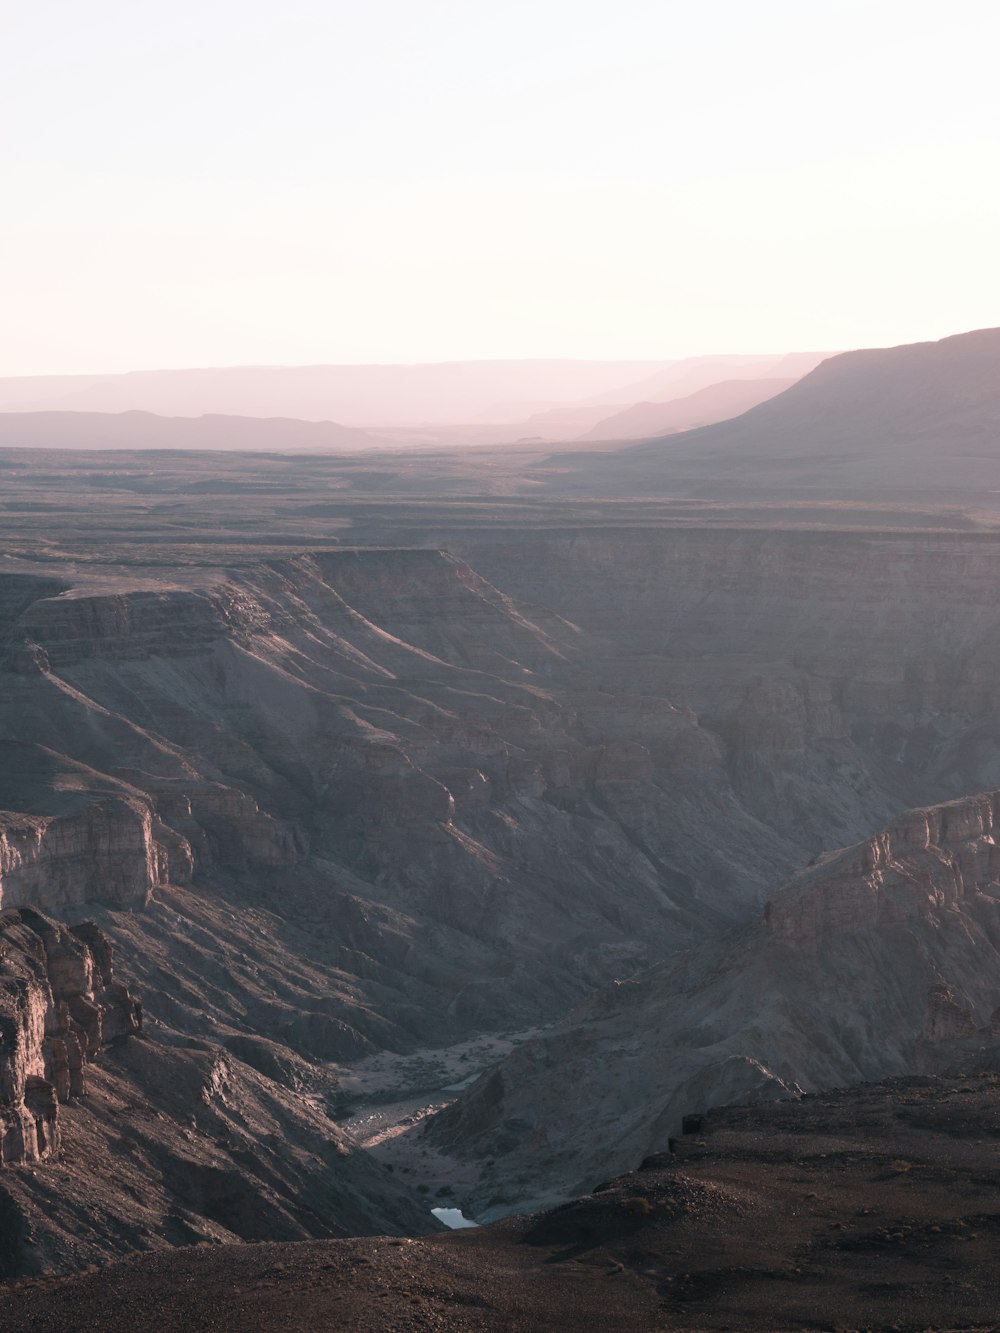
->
[[2, 329, 1000, 1326], [4, 1070, 1000, 1331]]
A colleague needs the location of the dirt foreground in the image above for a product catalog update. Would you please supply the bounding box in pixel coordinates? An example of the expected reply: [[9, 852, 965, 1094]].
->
[[4, 1069, 1000, 1331]]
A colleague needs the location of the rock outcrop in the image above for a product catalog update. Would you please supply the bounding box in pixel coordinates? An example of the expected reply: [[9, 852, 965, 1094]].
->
[[765, 789, 1000, 940], [15, 584, 270, 667], [0, 745, 171, 912], [0, 902, 436, 1276], [0, 908, 141, 1164]]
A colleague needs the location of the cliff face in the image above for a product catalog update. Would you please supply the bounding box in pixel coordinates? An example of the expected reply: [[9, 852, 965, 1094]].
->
[[766, 790, 1000, 940], [0, 800, 163, 913], [0, 908, 141, 1164], [0, 745, 174, 913], [456, 526, 1000, 840], [0, 897, 436, 1276], [428, 787, 1000, 1218], [8, 523, 1000, 1042], [0, 552, 736, 1042], [16, 584, 270, 667]]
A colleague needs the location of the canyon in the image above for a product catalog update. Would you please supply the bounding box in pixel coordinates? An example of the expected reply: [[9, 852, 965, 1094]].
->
[[1, 328, 1000, 1326]]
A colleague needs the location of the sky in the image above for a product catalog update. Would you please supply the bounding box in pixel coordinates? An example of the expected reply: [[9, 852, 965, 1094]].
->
[[3, 0, 999, 375]]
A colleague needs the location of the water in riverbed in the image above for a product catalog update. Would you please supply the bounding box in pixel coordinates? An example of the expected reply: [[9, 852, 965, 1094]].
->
[[431, 1207, 478, 1229]]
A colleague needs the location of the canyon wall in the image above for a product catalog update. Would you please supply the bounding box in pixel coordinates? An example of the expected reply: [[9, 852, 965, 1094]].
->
[[8, 525, 1000, 1045], [0, 551, 780, 1049], [767, 789, 1000, 940], [0, 908, 141, 1165]]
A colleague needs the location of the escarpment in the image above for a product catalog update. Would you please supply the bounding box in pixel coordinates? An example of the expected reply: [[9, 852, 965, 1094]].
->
[[9, 482, 1000, 1262], [765, 788, 1000, 940], [0, 745, 172, 913], [0, 908, 141, 1164], [7, 526, 1000, 1051], [15, 584, 271, 667]]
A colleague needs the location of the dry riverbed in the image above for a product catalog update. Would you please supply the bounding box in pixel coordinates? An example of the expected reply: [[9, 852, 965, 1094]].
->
[[336, 1027, 544, 1220]]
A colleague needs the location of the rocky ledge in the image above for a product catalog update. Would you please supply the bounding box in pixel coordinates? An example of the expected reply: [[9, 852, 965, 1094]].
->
[[765, 787, 1000, 940], [0, 908, 141, 1164]]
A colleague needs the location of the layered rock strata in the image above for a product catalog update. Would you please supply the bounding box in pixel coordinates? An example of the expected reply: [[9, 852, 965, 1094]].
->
[[0, 908, 141, 1164], [0, 745, 176, 912]]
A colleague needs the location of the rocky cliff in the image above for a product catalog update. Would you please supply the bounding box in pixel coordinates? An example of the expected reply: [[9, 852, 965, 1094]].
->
[[0, 908, 140, 1165], [0, 900, 436, 1277], [0, 746, 171, 913], [0, 550, 743, 1044], [765, 789, 1000, 940], [15, 583, 270, 666], [7, 520, 1000, 1054]]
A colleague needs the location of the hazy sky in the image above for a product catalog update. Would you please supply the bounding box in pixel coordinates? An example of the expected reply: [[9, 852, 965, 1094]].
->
[[4, 0, 999, 374]]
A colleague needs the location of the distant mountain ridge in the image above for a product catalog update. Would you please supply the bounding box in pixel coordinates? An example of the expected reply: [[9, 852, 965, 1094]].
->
[[0, 351, 830, 432], [0, 410, 392, 452], [581, 376, 797, 440], [560, 326, 1000, 497], [604, 349, 830, 406], [0, 361, 668, 427]]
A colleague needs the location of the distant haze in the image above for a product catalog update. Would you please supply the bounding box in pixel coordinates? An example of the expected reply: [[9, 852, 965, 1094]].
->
[[0, 354, 825, 428], [0, 361, 664, 427], [3, 1, 999, 376]]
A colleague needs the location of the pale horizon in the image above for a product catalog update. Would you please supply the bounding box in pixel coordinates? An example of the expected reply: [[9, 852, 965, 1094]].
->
[[0, 334, 983, 382]]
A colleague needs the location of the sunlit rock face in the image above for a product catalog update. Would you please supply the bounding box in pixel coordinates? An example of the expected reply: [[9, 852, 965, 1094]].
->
[[0, 908, 141, 1164], [0, 792, 164, 915], [765, 789, 1000, 941]]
